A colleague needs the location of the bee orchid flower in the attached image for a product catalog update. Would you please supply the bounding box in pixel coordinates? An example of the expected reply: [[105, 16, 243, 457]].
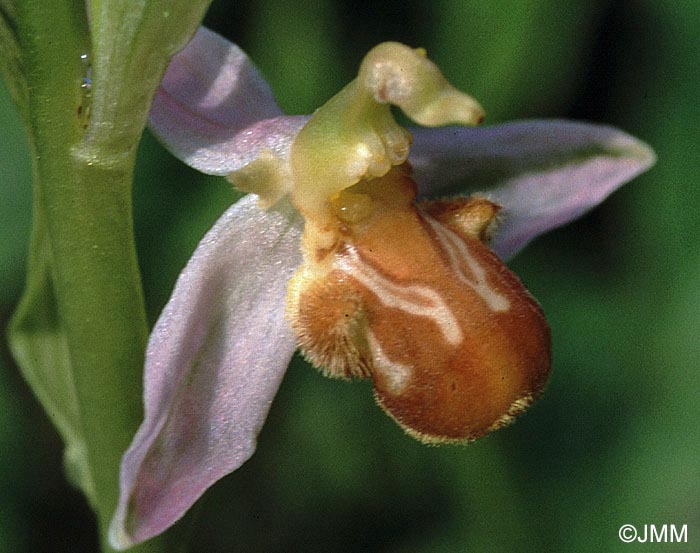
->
[[109, 27, 655, 549]]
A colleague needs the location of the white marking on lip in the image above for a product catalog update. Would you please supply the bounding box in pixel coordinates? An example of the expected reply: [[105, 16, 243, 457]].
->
[[337, 246, 463, 346], [368, 331, 412, 394], [423, 214, 510, 313]]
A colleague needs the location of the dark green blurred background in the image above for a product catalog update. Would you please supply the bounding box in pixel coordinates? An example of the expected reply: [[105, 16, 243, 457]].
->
[[1, 1, 698, 551]]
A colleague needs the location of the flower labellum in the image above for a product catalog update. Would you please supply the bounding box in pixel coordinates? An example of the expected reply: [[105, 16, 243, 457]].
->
[[109, 27, 655, 549]]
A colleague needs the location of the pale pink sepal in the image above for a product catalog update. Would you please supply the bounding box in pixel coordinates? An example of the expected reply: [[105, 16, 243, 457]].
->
[[149, 26, 308, 175], [409, 120, 656, 259], [109, 195, 303, 549]]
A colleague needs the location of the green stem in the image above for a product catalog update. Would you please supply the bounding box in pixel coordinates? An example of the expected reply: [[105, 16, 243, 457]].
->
[[38, 160, 155, 553], [14, 2, 172, 551], [13, 0, 214, 549]]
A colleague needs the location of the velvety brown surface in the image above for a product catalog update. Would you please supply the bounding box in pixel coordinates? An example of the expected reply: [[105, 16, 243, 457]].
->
[[291, 167, 551, 442]]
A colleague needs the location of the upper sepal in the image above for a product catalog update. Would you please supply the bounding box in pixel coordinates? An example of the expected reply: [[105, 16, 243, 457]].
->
[[149, 27, 308, 176], [109, 195, 303, 549], [409, 120, 656, 259]]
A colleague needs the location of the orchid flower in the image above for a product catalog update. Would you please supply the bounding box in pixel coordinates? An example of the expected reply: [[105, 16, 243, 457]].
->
[[109, 27, 655, 549]]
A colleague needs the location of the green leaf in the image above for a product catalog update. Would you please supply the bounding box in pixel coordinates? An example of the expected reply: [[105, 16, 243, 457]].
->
[[8, 213, 96, 505], [0, 0, 28, 120], [86, 0, 215, 155]]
